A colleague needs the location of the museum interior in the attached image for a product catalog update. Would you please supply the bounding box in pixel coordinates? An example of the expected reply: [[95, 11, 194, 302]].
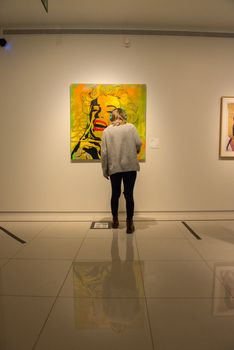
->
[[0, 1, 234, 349]]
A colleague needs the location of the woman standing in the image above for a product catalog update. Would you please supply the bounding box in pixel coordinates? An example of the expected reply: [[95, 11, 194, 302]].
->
[[101, 108, 142, 233]]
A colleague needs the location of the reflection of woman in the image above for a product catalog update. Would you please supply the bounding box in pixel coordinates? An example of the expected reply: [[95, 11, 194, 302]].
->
[[102, 232, 141, 332], [71, 96, 119, 160], [101, 108, 142, 233], [71, 233, 143, 332]]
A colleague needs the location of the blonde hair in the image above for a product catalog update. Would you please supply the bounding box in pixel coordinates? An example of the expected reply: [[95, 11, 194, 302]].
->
[[111, 108, 127, 126]]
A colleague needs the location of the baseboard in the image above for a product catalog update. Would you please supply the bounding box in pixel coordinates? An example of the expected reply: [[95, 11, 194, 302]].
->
[[0, 211, 234, 221]]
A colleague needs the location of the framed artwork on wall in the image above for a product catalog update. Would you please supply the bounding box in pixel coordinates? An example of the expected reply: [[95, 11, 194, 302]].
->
[[220, 96, 234, 158], [70, 84, 146, 161]]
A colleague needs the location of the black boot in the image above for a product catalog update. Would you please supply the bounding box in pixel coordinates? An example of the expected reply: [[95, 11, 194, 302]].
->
[[126, 219, 135, 234], [112, 217, 119, 229]]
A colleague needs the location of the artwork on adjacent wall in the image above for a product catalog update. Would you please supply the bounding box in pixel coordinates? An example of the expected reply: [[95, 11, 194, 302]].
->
[[220, 96, 234, 158], [70, 84, 146, 161]]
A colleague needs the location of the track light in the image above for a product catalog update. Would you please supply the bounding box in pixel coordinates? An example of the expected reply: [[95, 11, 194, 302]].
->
[[0, 38, 7, 47]]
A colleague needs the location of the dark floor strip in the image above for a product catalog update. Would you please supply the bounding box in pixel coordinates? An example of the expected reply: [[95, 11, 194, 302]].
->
[[0, 226, 26, 244], [181, 221, 202, 240]]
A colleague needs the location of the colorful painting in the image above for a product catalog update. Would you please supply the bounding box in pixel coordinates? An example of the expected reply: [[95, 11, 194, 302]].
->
[[70, 84, 146, 161], [220, 96, 234, 158]]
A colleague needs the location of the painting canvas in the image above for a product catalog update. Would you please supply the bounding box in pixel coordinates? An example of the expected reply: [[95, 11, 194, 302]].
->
[[220, 96, 234, 158], [70, 84, 146, 161]]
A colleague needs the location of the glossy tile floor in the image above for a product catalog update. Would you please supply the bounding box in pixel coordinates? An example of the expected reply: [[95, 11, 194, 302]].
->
[[0, 220, 234, 350]]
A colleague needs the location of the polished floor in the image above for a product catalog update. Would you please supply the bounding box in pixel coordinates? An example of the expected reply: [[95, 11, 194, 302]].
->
[[0, 220, 234, 350]]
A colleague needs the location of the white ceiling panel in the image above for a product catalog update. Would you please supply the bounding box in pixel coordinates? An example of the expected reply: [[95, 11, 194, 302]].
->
[[0, 0, 234, 32]]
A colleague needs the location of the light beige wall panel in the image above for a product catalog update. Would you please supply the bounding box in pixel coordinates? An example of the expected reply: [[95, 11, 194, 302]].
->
[[0, 35, 234, 211]]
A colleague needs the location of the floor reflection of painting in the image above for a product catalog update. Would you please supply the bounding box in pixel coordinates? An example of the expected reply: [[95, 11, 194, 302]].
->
[[213, 262, 234, 316], [72, 261, 145, 330], [72, 234, 145, 331], [70, 84, 146, 161]]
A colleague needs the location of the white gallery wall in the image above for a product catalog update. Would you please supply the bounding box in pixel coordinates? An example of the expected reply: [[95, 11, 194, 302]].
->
[[0, 34, 234, 213]]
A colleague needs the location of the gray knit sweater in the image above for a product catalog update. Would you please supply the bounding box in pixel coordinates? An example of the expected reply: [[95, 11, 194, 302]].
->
[[101, 123, 142, 177]]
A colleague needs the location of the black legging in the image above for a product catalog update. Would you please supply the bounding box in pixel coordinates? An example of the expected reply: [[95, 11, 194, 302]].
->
[[110, 171, 137, 220]]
